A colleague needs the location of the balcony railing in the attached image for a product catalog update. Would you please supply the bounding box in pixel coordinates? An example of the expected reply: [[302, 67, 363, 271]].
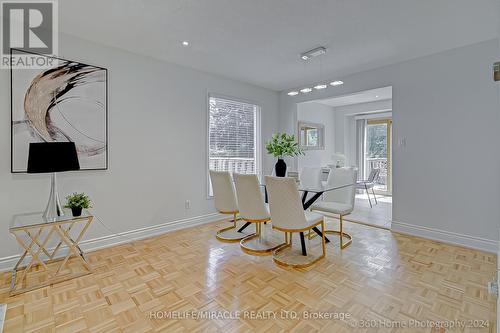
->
[[209, 157, 256, 174], [366, 157, 388, 188]]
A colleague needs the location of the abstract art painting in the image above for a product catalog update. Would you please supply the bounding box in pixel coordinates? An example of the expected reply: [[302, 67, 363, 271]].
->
[[11, 49, 108, 172]]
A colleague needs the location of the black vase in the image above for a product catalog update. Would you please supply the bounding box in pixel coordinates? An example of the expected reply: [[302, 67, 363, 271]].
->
[[275, 158, 287, 177], [71, 207, 83, 217]]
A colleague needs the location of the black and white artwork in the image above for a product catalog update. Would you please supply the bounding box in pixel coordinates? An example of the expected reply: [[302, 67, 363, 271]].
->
[[11, 49, 108, 172]]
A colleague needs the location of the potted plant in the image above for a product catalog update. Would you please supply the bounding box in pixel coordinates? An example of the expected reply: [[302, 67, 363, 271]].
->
[[64, 192, 92, 217], [265, 132, 304, 177]]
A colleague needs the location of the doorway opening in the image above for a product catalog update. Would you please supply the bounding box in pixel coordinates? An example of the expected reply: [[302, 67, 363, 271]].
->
[[296, 86, 393, 229]]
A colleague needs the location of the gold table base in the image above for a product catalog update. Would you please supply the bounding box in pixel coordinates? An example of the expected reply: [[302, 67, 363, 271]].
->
[[10, 215, 93, 296]]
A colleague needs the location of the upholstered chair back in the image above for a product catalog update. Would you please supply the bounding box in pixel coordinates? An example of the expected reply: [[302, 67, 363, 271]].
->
[[265, 176, 307, 230], [323, 167, 358, 209], [209, 170, 238, 213], [299, 167, 323, 189], [234, 173, 270, 221]]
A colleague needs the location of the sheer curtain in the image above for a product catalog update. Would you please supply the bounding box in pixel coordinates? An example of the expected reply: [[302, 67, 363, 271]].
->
[[355, 119, 366, 180]]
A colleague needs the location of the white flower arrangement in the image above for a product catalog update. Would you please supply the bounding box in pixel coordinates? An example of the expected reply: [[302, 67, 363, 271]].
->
[[332, 153, 346, 168]]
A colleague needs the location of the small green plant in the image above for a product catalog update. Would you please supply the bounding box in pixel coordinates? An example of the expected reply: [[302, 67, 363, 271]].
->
[[64, 192, 92, 209], [265, 132, 304, 158]]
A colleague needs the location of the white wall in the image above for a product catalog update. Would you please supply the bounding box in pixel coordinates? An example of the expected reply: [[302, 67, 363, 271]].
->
[[296, 102, 335, 170], [280, 39, 500, 252], [0, 34, 279, 261]]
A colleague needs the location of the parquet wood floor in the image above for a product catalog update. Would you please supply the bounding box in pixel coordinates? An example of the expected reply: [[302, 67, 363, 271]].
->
[[348, 194, 392, 229], [0, 218, 496, 332]]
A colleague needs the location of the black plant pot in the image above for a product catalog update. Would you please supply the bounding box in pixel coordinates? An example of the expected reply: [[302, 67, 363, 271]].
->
[[71, 207, 83, 217], [275, 158, 287, 177]]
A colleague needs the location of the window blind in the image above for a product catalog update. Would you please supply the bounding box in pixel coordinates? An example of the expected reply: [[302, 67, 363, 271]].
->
[[208, 96, 259, 176]]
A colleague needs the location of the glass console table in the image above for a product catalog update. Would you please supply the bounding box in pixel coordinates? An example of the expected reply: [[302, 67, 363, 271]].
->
[[9, 210, 93, 296]]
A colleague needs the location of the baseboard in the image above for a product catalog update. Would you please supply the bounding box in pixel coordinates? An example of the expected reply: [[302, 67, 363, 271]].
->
[[392, 220, 498, 253], [0, 212, 224, 272]]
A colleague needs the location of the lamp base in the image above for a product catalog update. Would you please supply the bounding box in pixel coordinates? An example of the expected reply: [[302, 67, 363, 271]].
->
[[43, 173, 64, 221]]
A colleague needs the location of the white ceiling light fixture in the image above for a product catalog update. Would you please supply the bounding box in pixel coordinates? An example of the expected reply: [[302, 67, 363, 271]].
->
[[181, 40, 190, 46], [292, 47, 329, 96], [330, 80, 344, 86], [300, 47, 327, 61], [287, 91, 299, 96]]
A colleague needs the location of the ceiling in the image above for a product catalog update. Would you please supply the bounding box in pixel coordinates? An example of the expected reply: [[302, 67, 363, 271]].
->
[[315, 87, 392, 107], [59, 0, 499, 91]]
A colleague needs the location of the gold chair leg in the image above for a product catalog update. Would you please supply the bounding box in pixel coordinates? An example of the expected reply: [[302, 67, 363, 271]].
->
[[272, 225, 326, 269], [216, 213, 251, 242], [334, 215, 352, 249], [240, 221, 282, 256], [340, 215, 343, 248], [310, 215, 353, 249]]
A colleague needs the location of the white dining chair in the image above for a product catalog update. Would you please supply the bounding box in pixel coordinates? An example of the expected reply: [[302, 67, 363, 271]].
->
[[209, 170, 248, 242], [310, 167, 357, 249], [299, 166, 323, 203], [265, 176, 326, 268], [299, 167, 323, 188], [234, 173, 282, 255]]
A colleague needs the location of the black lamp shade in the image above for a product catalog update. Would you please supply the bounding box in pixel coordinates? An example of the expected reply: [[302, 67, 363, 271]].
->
[[27, 142, 80, 173]]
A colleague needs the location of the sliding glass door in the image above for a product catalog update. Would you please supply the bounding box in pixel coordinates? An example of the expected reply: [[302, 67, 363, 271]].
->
[[365, 118, 392, 195]]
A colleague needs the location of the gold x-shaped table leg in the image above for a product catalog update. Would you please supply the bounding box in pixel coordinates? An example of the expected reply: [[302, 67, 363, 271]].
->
[[10, 216, 94, 296], [12, 226, 56, 287], [49, 221, 76, 260], [54, 218, 93, 274]]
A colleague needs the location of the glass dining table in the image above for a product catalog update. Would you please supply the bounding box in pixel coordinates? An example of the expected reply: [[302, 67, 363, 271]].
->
[[235, 174, 353, 256]]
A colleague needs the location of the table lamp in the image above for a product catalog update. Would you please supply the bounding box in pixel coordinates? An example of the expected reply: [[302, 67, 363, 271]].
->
[[27, 142, 80, 221]]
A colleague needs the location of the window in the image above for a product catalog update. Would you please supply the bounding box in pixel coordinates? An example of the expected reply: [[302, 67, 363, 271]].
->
[[208, 95, 260, 194], [364, 118, 392, 194]]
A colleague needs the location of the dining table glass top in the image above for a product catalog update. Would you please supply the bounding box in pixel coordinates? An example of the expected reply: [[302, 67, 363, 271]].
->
[[235, 173, 353, 193], [10, 209, 92, 231]]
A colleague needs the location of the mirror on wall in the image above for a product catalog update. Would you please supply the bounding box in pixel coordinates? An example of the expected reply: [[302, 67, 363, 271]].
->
[[298, 121, 325, 150]]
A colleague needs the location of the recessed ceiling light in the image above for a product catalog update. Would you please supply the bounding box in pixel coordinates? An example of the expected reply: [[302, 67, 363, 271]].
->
[[300, 88, 312, 93], [182, 41, 190, 46], [330, 80, 344, 86], [375, 95, 379, 98], [287, 91, 299, 96], [314, 84, 327, 90]]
